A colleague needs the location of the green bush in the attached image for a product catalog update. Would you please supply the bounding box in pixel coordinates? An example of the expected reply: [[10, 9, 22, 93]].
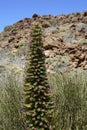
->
[[48, 71, 87, 130], [0, 74, 24, 130], [4, 25, 12, 32]]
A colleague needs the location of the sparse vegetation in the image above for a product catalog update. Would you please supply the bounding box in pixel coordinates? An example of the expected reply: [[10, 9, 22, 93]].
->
[[19, 39, 25, 47], [0, 73, 24, 130], [0, 70, 87, 130], [49, 19, 58, 26], [48, 71, 87, 130]]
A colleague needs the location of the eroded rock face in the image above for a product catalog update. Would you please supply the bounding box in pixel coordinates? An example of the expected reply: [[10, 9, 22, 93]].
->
[[0, 11, 87, 74]]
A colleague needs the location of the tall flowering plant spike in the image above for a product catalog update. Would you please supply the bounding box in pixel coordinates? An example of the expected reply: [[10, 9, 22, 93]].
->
[[24, 23, 53, 130]]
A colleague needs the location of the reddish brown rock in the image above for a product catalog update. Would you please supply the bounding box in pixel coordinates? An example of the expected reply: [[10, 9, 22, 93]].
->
[[0, 11, 87, 73], [83, 16, 87, 23], [42, 21, 51, 28], [83, 11, 87, 16], [8, 37, 15, 43], [32, 14, 39, 19], [79, 53, 85, 60]]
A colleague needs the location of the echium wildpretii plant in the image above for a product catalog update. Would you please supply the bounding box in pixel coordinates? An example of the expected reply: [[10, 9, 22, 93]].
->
[[24, 23, 53, 130]]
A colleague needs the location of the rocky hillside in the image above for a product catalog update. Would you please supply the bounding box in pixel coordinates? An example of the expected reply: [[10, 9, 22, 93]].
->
[[0, 11, 87, 75]]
